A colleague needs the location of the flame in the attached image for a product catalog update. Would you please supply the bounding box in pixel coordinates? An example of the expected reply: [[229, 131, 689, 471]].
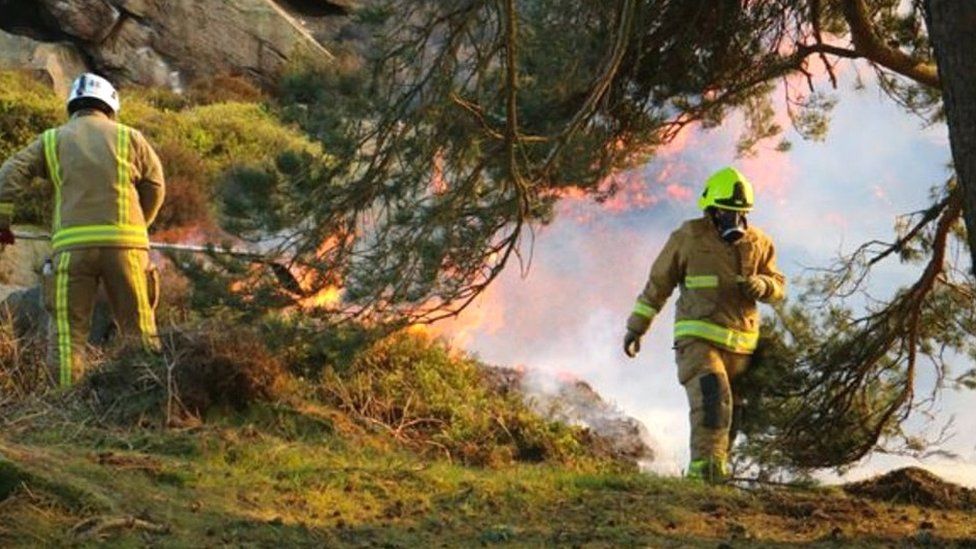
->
[[433, 77, 803, 350], [407, 323, 432, 336], [285, 236, 346, 311], [300, 285, 342, 309], [427, 283, 506, 349], [430, 151, 448, 194]]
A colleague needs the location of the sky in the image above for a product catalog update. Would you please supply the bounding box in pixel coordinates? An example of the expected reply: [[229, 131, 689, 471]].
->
[[432, 67, 976, 486]]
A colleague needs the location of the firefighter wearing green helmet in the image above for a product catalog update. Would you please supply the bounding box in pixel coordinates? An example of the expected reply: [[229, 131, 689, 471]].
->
[[623, 167, 786, 483]]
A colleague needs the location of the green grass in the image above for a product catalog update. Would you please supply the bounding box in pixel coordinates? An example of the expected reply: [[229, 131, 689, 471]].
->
[[2, 325, 975, 546], [3, 397, 976, 547]]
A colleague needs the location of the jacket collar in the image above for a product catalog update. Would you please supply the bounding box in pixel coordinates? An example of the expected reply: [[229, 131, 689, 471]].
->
[[70, 109, 111, 120], [696, 215, 757, 246]]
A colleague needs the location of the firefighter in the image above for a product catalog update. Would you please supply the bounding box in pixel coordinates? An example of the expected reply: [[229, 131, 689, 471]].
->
[[0, 73, 165, 387], [623, 167, 785, 483]]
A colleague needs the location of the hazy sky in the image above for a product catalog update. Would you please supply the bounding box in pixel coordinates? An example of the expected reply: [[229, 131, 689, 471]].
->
[[435, 68, 976, 486]]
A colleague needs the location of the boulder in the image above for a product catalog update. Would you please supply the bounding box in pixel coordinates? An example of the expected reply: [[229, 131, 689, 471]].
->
[[92, 17, 175, 88], [2, 0, 339, 87], [532, 378, 657, 465], [40, 0, 121, 43], [0, 227, 51, 288], [111, 0, 151, 18], [0, 286, 46, 340], [483, 366, 656, 466], [0, 31, 88, 96], [95, 0, 335, 85], [137, 0, 333, 81]]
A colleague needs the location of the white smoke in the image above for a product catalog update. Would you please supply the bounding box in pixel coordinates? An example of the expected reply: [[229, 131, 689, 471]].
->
[[439, 70, 973, 486]]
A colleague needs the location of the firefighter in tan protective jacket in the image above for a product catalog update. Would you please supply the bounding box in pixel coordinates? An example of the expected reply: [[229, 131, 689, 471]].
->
[[623, 167, 785, 483], [0, 73, 165, 388]]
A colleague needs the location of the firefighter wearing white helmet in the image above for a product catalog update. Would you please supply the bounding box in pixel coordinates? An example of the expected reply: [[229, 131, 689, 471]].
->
[[0, 73, 166, 387], [68, 72, 121, 115], [622, 167, 786, 483]]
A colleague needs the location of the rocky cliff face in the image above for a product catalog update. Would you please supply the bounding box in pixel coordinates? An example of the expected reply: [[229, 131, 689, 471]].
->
[[0, 31, 86, 96], [0, 0, 358, 93]]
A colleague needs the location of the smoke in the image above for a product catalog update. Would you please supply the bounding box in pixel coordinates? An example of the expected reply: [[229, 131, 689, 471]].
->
[[434, 72, 972, 485]]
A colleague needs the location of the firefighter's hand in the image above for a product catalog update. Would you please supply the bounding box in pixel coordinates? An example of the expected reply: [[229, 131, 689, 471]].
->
[[0, 227, 14, 247], [739, 275, 768, 301], [623, 331, 641, 358]]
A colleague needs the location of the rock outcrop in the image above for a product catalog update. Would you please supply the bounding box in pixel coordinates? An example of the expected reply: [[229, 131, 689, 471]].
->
[[484, 366, 657, 467], [39, 0, 122, 44], [0, 227, 51, 337], [0, 31, 87, 96], [0, 227, 50, 289], [0, 228, 126, 344], [0, 0, 348, 89]]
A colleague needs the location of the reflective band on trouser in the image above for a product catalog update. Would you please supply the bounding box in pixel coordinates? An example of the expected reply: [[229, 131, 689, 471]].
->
[[52, 224, 149, 251], [116, 125, 130, 224], [55, 251, 72, 388], [127, 249, 157, 350], [43, 129, 64, 231], [684, 275, 719, 289], [674, 320, 758, 353], [632, 301, 656, 319]]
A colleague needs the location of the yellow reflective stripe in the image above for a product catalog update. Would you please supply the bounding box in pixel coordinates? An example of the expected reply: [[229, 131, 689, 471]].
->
[[684, 275, 719, 289], [55, 251, 72, 388], [52, 224, 148, 240], [116, 125, 130, 224], [43, 129, 63, 231], [674, 320, 759, 353], [52, 224, 149, 250], [632, 301, 656, 319], [127, 249, 156, 349]]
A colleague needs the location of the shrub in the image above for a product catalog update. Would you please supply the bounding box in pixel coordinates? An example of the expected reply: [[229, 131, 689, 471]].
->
[[0, 70, 327, 234], [0, 71, 61, 160], [83, 324, 288, 427], [0, 71, 62, 226], [319, 331, 593, 467], [150, 141, 215, 232], [187, 75, 264, 105]]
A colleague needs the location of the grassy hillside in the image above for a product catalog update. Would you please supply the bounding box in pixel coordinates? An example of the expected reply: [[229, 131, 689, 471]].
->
[[3, 70, 976, 548], [3, 325, 976, 547], [3, 397, 976, 547]]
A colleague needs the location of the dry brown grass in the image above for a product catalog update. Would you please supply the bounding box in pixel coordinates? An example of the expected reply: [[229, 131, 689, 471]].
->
[[82, 324, 289, 427], [0, 309, 49, 403]]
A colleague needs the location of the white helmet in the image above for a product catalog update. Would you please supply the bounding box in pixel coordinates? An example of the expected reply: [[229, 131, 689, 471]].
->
[[67, 73, 120, 115]]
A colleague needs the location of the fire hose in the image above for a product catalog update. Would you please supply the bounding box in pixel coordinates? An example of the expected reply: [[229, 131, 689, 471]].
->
[[10, 230, 305, 294]]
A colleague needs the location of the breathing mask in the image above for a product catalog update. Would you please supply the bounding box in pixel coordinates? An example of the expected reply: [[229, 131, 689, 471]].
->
[[710, 208, 748, 243]]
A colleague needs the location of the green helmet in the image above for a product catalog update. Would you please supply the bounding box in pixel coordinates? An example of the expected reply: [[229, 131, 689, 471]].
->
[[697, 167, 754, 212]]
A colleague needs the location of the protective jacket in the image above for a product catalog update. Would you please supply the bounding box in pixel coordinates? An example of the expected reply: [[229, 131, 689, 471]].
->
[[627, 217, 785, 354], [0, 110, 165, 388], [0, 110, 165, 251]]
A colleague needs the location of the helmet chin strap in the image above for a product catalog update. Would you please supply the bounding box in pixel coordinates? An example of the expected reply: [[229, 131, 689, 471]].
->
[[710, 209, 748, 243]]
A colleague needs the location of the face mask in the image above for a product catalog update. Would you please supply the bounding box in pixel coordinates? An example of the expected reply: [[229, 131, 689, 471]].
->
[[711, 209, 748, 243]]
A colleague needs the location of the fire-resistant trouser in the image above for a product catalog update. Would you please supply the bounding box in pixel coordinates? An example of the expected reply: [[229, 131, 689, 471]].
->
[[675, 338, 751, 481], [43, 247, 160, 387]]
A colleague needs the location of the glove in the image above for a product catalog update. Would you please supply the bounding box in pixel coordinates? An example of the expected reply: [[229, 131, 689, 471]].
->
[[623, 330, 642, 358], [0, 227, 14, 246], [739, 275, 768, 301]]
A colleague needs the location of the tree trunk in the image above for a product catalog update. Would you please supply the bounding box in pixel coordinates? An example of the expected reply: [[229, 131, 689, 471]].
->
[[924, 1, 976, 274]]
